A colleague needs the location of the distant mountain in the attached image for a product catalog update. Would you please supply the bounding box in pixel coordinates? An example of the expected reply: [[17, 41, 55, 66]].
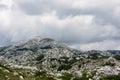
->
[[107, 50, 120, 54]]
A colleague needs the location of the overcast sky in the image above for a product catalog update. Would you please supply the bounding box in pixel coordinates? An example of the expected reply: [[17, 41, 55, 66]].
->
[[0, 0, 120, 50]]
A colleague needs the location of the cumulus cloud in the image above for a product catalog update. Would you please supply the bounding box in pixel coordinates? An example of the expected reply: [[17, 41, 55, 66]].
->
[[0, 0, 120, 50]]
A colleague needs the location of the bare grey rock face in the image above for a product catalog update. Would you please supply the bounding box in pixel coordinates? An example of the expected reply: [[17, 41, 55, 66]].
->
[[0, 36, 120, 80], [0, 36, 81, 65]]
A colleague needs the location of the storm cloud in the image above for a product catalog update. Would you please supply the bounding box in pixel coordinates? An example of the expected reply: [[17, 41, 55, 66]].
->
[[0, 0, 120, 50]]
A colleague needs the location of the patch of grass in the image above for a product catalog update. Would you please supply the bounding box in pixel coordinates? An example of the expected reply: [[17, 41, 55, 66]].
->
[[100, 74, 120, 80], [60, 73, 73, 80]]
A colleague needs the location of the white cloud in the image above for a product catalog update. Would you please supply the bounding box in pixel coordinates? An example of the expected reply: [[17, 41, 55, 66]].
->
[[0, 0, 120, 50], [72, 0, 119, 9]]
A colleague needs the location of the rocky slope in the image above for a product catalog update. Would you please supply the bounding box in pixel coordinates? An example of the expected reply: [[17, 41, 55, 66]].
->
[[0, 36, 120, 80], [0, 36, 81, 65]]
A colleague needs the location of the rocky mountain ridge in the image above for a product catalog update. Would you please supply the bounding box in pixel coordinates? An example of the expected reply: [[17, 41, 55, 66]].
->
[[0, 36, 120, 80]]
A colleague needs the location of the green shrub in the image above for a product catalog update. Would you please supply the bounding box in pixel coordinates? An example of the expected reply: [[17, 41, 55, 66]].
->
[[60, 73, 73, 80], [57, 64, 72, 71], [36, 54, 44, 61], [89, 53, 100, 60], [35, 70, 47, 77], [103, 61, 115, 66], [113, 55, 120, 60], [36, 76, 55, 80], [100, 74, 120, 80], [35, 70, 55, 80]]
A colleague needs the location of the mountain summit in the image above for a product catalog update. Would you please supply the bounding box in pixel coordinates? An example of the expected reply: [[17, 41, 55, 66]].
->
[[15, 36, 69, 50], [0, 36, 79, 65]]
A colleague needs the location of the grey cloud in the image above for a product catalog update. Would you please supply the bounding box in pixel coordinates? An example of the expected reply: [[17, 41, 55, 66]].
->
[[15, 0, 120, 27], [14, 0, 83, 17], [14, 0, 57, 15], [0, 0, 120, 50], [0, 4, 8, 10], [60, 25, 119, 44]]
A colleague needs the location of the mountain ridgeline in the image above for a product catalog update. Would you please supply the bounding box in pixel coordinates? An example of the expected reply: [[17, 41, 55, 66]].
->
[[0, 36, 120, 80], [0, 36, 80, 65]]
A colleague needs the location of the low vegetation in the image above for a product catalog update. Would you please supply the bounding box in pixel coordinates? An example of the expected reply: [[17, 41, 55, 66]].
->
[[100, 74, 120, 80]]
